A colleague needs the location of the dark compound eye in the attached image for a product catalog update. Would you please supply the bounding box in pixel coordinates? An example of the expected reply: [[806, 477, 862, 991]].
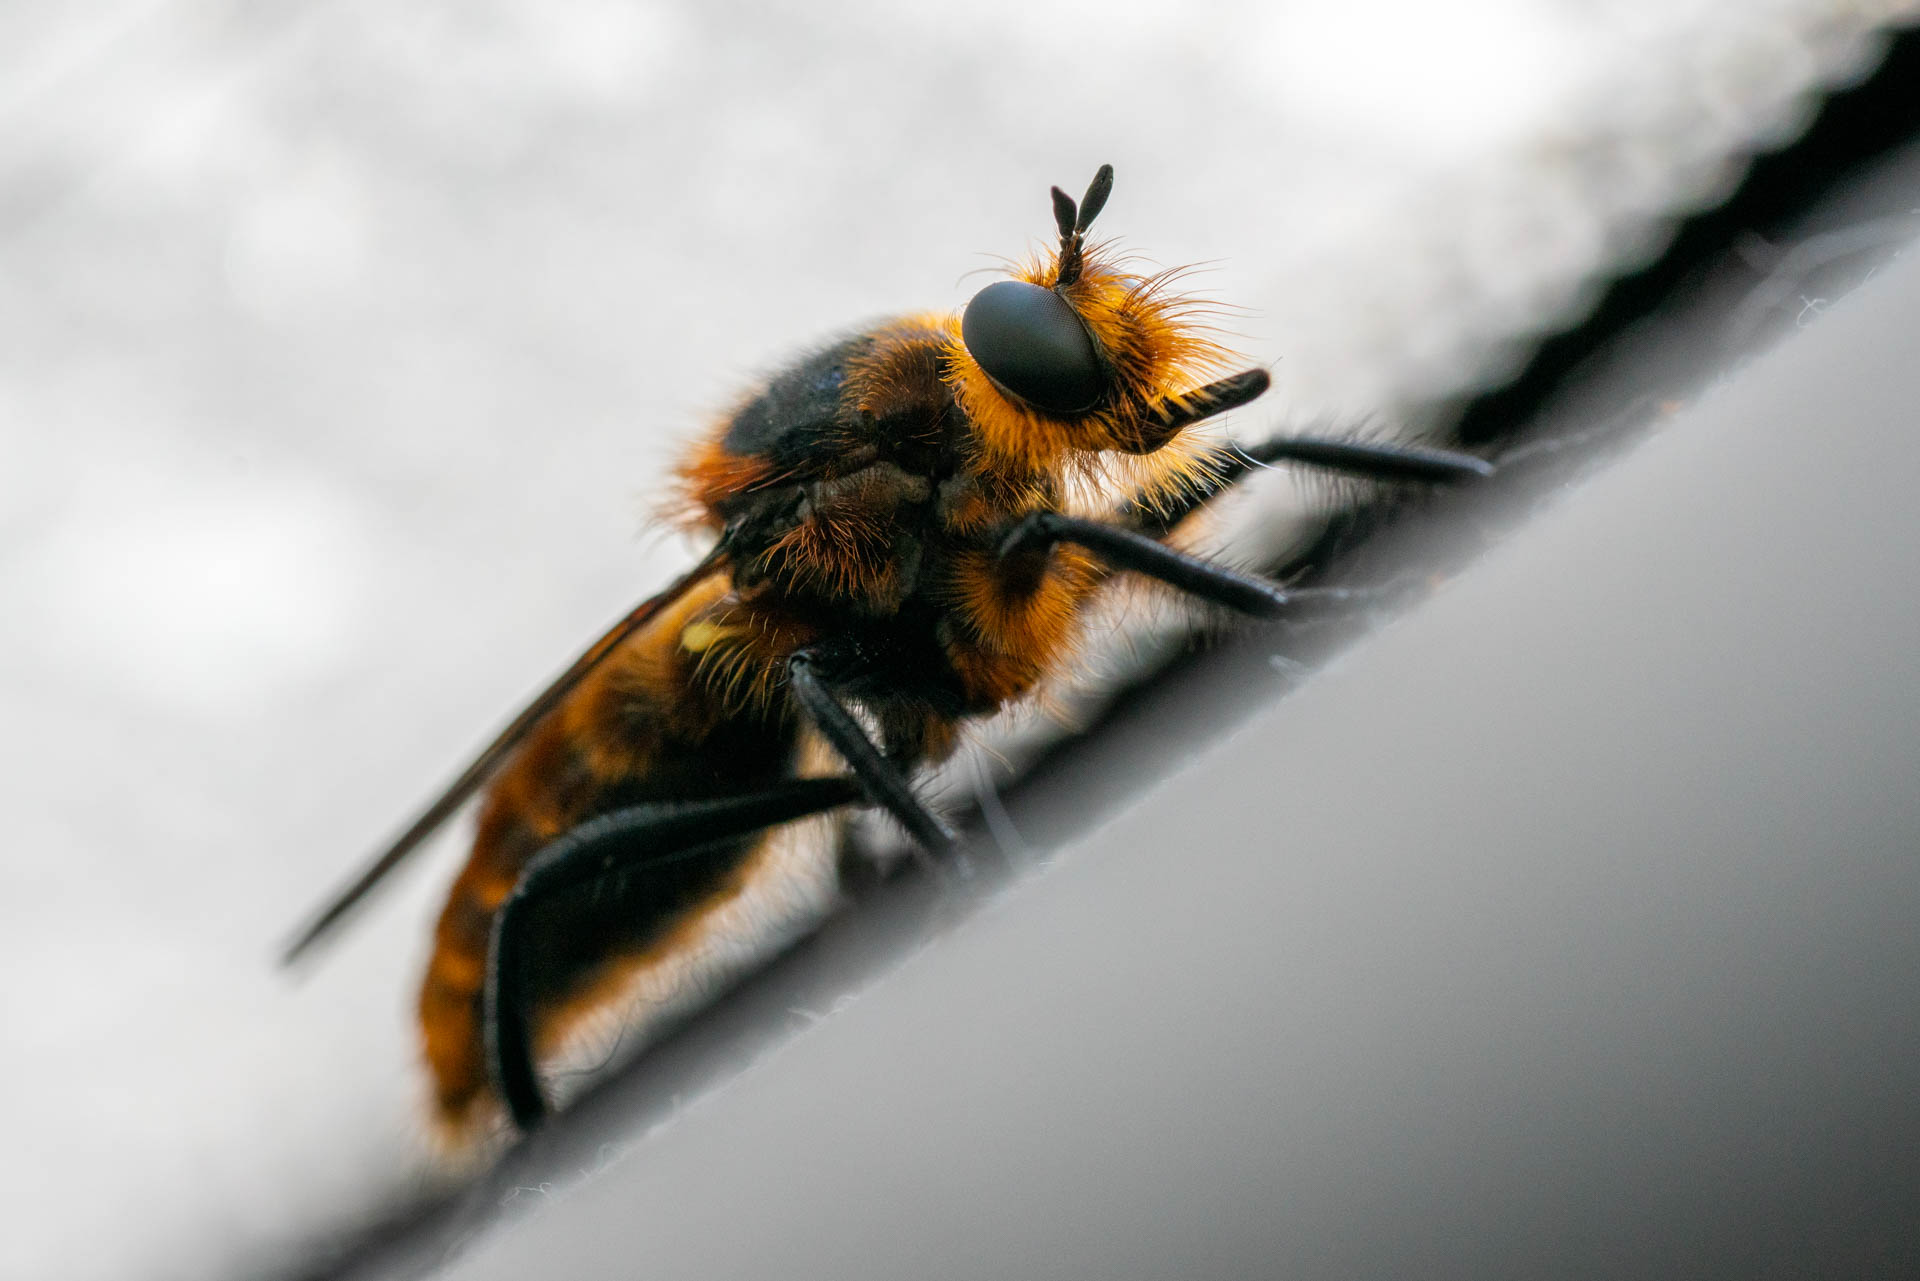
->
[[961, 280, 1106, 415]]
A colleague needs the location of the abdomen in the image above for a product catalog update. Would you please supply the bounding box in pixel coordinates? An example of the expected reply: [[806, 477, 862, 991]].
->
[[417, 574, 810, 1129]]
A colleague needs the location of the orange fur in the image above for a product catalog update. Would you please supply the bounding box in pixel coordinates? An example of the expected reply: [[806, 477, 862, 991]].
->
[[674, 437, 779, 530], [414, 168, 1268, 1136], [943, 545, 1105, 706], [945, 246, 1237, 472], [419, 573, 800, 1130]]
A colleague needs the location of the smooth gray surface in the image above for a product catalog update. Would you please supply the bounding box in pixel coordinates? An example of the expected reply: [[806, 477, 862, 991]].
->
[[450, 223, 1920, 1279]]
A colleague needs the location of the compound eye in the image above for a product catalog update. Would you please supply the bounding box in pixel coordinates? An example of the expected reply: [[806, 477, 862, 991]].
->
[[961, 280, 1106, 415]]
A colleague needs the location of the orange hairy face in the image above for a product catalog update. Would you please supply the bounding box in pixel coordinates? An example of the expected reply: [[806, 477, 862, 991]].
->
[[946, 244, 1237, 471]]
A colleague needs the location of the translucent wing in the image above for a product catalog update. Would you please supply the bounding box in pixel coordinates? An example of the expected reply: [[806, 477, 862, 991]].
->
[[279, 546, 729, 965]]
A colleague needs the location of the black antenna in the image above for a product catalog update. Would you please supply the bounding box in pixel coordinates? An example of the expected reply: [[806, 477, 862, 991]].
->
[[1076, 164, 1113, 231], [1054, 163, 1114, 289]]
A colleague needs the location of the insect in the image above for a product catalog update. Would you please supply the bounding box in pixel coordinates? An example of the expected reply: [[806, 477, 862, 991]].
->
[[281, 165, 1491, 1138]]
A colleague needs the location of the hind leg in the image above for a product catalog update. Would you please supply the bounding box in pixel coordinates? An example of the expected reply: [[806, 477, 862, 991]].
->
[[485, 776, 862, 1130]]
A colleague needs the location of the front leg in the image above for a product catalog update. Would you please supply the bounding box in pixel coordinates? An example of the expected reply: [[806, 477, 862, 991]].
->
[[1127, 434, 1493, 535], [997, 512, 1373, 618]]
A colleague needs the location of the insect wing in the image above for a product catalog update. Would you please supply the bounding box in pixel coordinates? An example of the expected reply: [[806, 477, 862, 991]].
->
[[279, 546, 731, 965]]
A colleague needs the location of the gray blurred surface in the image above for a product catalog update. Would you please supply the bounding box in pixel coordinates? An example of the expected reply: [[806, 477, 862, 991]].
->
[[448, 210, 1920, 1281], [1, 3, 1911, 1279]]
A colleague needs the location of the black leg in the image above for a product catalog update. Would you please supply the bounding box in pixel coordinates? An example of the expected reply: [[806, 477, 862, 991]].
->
[[1133, 434, 1492, 534], [1235, 436, 1494, 484], [787, 651, 958, 859], [998, 511, 1381, 618], [485, 777, 862, 1130]]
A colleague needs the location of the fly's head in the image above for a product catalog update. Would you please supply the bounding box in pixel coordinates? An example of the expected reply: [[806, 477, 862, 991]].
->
[[950, 164, 1269, 473]]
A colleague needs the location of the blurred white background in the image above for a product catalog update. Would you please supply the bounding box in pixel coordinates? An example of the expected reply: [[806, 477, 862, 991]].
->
[[0, 2, 1907, 1278]]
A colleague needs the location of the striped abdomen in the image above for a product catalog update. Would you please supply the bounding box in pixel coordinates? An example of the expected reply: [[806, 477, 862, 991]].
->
[[417, 574, 800, 1127]]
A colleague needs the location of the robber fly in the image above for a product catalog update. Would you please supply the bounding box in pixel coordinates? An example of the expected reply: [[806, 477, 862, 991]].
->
[[282, 166, 1491, 1138]]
